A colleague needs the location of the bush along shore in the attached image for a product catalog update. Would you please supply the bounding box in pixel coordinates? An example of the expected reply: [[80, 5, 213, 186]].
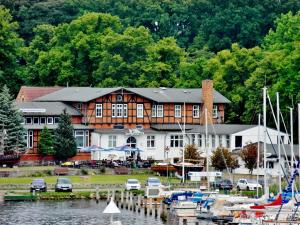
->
[[5, 190, 145, 201]]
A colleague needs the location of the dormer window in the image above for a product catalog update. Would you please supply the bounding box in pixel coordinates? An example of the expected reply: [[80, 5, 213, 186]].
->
[[213, 105, 218, 118]]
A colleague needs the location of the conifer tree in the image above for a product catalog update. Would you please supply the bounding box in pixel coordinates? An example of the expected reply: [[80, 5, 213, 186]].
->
[[38, 126, 54, 156], [0, 85, 26, 154], [53, 109, 77, 161]]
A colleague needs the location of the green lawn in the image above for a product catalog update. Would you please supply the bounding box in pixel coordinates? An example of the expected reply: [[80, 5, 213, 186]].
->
[[0, 174, 179, 185]]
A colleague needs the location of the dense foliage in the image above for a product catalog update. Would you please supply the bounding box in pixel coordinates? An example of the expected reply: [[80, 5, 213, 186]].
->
[[53, 110, 77, 161], [210, 148, 239, 171], [38, 126, 54, 156], [0, 1, 299, 124], [0, 86, 26, 154]]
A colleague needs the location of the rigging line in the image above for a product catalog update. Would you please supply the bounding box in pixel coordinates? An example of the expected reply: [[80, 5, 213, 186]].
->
[[207, 110, 232, 182]]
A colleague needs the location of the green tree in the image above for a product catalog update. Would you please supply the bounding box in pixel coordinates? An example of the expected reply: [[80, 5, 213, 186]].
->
[[53, 110, 77, 161], [0, 85, 26, 154], [0, 6, 24, 94], [211, 148, 239, 171], [38, 126, 54, 156]]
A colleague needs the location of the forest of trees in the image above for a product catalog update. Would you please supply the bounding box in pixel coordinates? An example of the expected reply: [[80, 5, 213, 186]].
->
[[0, 0, 299, 124]]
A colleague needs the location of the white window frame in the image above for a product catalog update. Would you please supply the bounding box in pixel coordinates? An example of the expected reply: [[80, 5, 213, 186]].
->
[[174, 105, 181, 118], [112, 104, 116, 117], [40, 117, 46, 125], [85, 130, 89, 147], [197, 134, 203, 148], [212, 135, 216, 148], [26, 117, 32, 124], [137, 104, 144, 118], [47, 117, 53, 124], [147, 135, 155, 148], [108, 135, 117, 148], [226, 135, 230, 148], [33, 117, 39, 124], [213, 105, 218, 118], [123, 104, 128, 118], [75, 130, 85, 148], [157, 105, 164, 117], [170, 135, 183, 148], [95, 104, 102, 118], [152, 105, 157, 117], [28, 130, 33, 148], [193, 105, 200, 118]]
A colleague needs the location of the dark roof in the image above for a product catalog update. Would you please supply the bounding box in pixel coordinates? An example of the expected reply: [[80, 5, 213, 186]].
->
[[23, 124, 92, 130], [35, 87, 231, 104], [16, 86, 63, 102], [16, 102, 81, 116]]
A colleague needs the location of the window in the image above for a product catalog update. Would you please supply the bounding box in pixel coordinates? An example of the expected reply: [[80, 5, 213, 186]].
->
[[235, 136, 242, 148], [54, 117, 60, 124], [74, 130, 89, 148], [40, 117, 46, 124], [147, 136, 155, 148], [28, 130, 33, 148], [197, 134, 203, 148], [26, 117, 32, 124], [33, 117, 39, 124], [112, 104, 116, 117], [123, 104, 128, 117], [47, 117, 53, 124], [137, 104, 144, 118], [193, 105, 200, 118], [157, 105, 163, 117], [170, 135, 183, 147], [75, 103, 82, 111], [127, 136, 137, 148], [192, 134, 196, 145], [152, 105, 157, 117], [108, 135, 117, 148], [175, 105, 181, 118], [226, 135, 230, 148], [95, 104, 102, 118], [212, 135, 216, 148], [112, 104, 127, 118], [213, 105, 218, 118]]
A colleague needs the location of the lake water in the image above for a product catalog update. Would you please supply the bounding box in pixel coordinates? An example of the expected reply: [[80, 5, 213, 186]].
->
[[0, 200, 166, 225]]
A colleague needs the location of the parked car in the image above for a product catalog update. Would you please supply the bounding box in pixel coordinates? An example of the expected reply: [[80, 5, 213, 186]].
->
[[125, 179, 141, 191], [30, 179, 47, 192], [214, 179, 233, 190], [236, 179, 262, 191], [145, 177, 162, 187], [55, 178, 72, 192]]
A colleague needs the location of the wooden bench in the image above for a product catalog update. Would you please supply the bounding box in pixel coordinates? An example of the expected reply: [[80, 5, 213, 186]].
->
[[54, 167, 69, 176], [114, 166, 129, 175]]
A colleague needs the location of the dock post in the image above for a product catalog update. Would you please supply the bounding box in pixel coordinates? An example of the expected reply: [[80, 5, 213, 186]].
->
[[96, 186, 100, 204], [137, 194, 141, 213], [129, 192, 133, 211], [120, 191, 124, 209], [107, 189, 110, 204], [144, 197, 147, 216], [149, 198, 153, 216], [125, 191, 129, 209]]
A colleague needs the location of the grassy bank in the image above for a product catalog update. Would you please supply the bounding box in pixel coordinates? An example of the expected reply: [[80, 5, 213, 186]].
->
[[0, 174, 179, 185]]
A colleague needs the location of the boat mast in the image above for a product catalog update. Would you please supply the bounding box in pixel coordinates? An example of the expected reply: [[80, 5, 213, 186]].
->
[[263, 87, 269, 196], [290, 107, 294, 197], [257, 113, 261, 198], [298, 104, 300, 188], [205, 107, 209, 191], [182, 102, 186, 183], [277, 92, 282, 193]]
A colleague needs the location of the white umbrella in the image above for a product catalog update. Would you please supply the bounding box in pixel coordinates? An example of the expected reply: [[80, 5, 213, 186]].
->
[[103, 197, 121, 224]]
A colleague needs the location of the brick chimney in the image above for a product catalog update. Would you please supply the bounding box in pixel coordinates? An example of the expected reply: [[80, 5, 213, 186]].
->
[[201, 80, 214, 125]]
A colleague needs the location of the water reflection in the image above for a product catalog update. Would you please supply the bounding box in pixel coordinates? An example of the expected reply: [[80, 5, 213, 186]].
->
[[0, 200, 165, 225]]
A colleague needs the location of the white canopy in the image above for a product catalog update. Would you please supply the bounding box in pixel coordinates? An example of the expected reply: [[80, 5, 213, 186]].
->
[[103, 198, 121, 214]]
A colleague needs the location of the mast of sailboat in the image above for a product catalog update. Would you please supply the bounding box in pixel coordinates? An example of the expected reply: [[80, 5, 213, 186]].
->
[[290, 107, 294, 197], [298, 104, 300, 189], [277, 92, 282, 193], [257, 113, 261, 198], [263, 87, 269, 196], [182, 102, 186, 183], [205, 107, 209, 191]]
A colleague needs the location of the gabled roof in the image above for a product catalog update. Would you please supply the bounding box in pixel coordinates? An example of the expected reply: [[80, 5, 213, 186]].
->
[[16, 86, 63, 102], [34, 87, 231, 104], [16, 102, 81, 116], [188, 124, 256, 135]]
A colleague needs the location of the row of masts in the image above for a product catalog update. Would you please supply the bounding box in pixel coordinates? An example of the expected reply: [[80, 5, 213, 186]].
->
[[178, 87, 300, 197]]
